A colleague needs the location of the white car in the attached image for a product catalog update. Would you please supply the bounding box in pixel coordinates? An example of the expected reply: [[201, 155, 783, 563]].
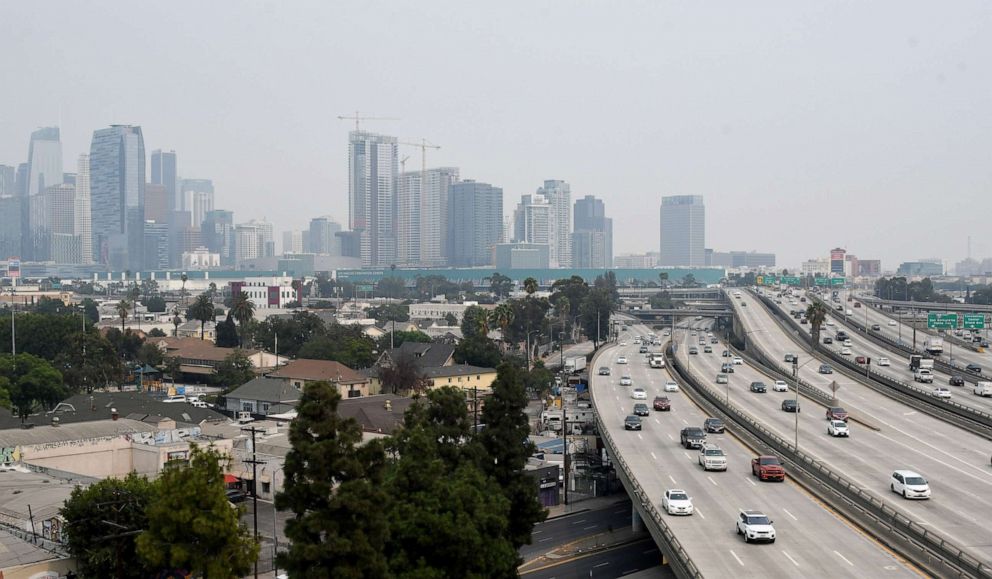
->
[[162, 395, 187, 403], [619, 341, 627, 346], [617, 356, 628, 364], [631, 388, 647, 400], [664, 381, 680, 392], [732, 356, 743, 365], [619, 375, 632, 386], [840, 347, 852, 356], [877, 357, 891, 366], [826, 320, 835, 326], [827, 420, 849, 437], [772, 380, 788, 392], [888, 320, 897, 326], [931, 387, 952, 399], [736, 510, 776, 543], [662, 489, 694, 515], [891, 470, 931, 499]]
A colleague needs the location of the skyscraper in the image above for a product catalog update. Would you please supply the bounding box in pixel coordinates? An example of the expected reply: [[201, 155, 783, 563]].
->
[[448, 180, 503, 267], [234, 222, 267, 268], [282, 230, 304, 255], [512, 194, 553, 250], [396, 167, 459, 266], [0, 165, 14, 198], [308, 217, 342, 255], [75, 154, 92, 264], [34, 183, 79, 263], [90, 125, 145, 270], [15, 164, 28, 197], [202, 209, 234, 266], [181, 179, 214, 227], [151, 150, 178, 211], [348, 131, 398, 266], [26, 127, 62, 197], [144, 184, 171, 223], [572, 195, 613, 268], [537, 180, 572, 268], [659, 195, 705, 266]]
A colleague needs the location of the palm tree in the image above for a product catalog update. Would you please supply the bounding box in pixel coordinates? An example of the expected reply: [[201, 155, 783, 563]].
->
[[180, 273, 189, 308], [477, 309, 493, 338], [523, 277, 539, 296], [230, 291, 256, 348], [806, 301, 828, 349], [188, 294, 215, 340], [171, 308, 183, 337], [116, 300, 131, 332], [658, 272, 669, 288], [492, 303, 515, 350]]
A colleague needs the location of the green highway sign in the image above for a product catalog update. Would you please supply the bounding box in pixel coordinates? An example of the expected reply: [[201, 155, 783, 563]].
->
[[964, 314, 985, 330], [356, 284, 374, 293], [830, 277, 846, 286], [814, 277, 829, 286], [928, 312, 958, 330], [781, 276, 801, 286]]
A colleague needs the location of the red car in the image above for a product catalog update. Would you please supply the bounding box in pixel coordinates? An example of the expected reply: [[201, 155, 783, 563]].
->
[[855, 356, 867, 364], [653, 396, 671, 411], [751, 456, 786, 482], [826, 407, 848, 422]]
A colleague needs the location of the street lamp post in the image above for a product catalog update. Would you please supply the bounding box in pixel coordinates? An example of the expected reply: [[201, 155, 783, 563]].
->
[[791, 357, 816, 450]]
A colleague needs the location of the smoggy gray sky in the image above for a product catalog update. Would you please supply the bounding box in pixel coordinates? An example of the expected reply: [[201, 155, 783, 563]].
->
[[3, 1, 991, 270]]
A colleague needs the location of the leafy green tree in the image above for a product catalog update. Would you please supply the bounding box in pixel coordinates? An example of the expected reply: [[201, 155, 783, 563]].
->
[[680, 273, 698, 288], [62, 473, 154, 578], [523, 361, 554, 397], [56, 331, 124, 392], [148, 327, 167, 337], [491, 303, 515, 349], [580, 288, 615, 347], [0, 312, 86, 359], [650, 291, 674, 309], [378, 329, 431, 351], [213, 351, 255, 389], [230, 291, 256, 347], [454, 336, 503, 368], [485, 272, 513, 299], [144, 295, 167, 313], [188, 294, 215, 340], [251, 311, 327, 358], [137, 342, 164, 367], [0, 354, 65, 421], [594, 272, 620, 305], [163, 356, 182, 385], [105, 328, 144, 362], [379, 354, 429, 395], [523, 277, 539, 295], [460, 305, 490, 340], [81, 298, 100, 324], [366, 303, 410, 323], [376, 276, 408, 300], [137, 445, 259, 578], [215, 315, 239, 348], [298, 327, 376, 369], [34, 296, 71, 316], [479, 363, 547, 551], [276, 381, 390, 578], [384, 388, 517, 577], [443, 312, 458, 326]]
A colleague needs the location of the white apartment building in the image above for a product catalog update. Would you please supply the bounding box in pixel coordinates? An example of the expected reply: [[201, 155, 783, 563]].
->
[[182, 246, 221, 270], [233, 276, 298, 309]]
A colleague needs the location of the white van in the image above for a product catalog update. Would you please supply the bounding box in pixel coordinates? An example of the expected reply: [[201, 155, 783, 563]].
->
[[162, 395, 187, 403], [973, 382, 992, 397]]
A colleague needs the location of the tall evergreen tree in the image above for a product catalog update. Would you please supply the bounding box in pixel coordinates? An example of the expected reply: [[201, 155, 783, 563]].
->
[[479, 363, 548, 551], [276, 381, 390, 578]]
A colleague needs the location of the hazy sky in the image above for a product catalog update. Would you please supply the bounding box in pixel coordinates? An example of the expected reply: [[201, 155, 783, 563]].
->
[[3, 1, 991, 269]]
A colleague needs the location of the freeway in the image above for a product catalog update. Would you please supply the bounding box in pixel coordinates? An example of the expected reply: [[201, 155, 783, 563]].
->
[[592, 324, 917, 578], [521, 499, 636, 562], [522, 537, 667, 579], [767, 290, 992, 415], [727, 290, 992, 565]]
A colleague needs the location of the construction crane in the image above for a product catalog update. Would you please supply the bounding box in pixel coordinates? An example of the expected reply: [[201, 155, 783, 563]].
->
[[337, 111, 399, 132]]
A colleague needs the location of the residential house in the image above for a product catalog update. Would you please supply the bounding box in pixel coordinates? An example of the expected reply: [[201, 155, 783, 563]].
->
[[147, 337, 287, 380], [369, 342, 457, 394], [223, 377, 300, 416], [423, 365, 498, 394], [268, 358, 371, 399], [176, 319, 217, 342]]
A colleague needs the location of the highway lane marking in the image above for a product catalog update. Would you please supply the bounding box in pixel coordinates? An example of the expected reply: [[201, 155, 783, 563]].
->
[[594, 561, 610, 568], [650, 452, 657, 460], [695, 506, 705, 519], [668, 475, 677, 485], [654, 418, 661, 425], [782, 508, 797, 521], [834, 551, 854, 566], [745, 477, 756, 486], [902, 411, 916, 416], [729, 550, 744, 566], [683, 452, 692, 461], [637, 433, 643, 441], [707, 476, 719, 486], [667, 433, 674, 441], [681, 418, 688, 425], [570, 519, 587, 525], [583, 525, 598, 530], [782, 551, 800, 567], [537, 537, 552, 543]]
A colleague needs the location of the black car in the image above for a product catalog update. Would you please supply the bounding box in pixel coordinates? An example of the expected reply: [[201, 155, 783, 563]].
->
[[750, 382, 767, 393], [781, 399, 799, 412], [598, 367, 611, 376], [871, 324, 881, 331], [823, 337, 833, 344], [836, 331, 848, 341], [624, 415, 643, 431], [950, 375, 965, 386], [680, 427, 706, 449], [819, 364, 833, 374], [226, 488, 248, 504], [633, 403, 650, 417], [721, 363, 735, 373], [966, 364, 983, 374], [703, 418, 725, 433], [784, 353, 795, 363]]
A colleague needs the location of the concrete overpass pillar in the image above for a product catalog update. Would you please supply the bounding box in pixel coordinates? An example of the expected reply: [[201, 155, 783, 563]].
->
[[632, 504, 644, 533]]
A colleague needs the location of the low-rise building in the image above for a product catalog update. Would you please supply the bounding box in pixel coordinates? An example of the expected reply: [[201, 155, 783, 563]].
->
[[268, 358, 371, 399], [230, 276, 298, 309], [424, 365, 498, 394], [147, 337, 287, 379], [224, 377, 301, 416], [176, 319, 217, 341]]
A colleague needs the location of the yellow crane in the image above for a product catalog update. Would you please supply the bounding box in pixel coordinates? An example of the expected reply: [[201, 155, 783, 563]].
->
[[336, 111, 399, 132]]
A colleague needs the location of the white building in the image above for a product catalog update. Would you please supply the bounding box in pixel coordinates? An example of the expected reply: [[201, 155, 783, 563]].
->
[[182, 246, 221, 270], [349, 131, 398, 267], [396, 167, 459, 266], [801, 258, 830, 276], [660, 195, 705, 266], [537, 180, 572, 268], [233, 276, 298, 309], [235, 220, 274, 267], [75, 153, 93, 264], [282, 230, 304, 255], [408, 302, 478, 323]]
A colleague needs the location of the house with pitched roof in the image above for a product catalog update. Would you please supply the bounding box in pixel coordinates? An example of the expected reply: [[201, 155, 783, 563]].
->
[[268, 358, 371, 399]]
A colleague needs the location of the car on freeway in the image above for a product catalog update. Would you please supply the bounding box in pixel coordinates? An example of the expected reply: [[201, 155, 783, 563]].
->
[[749, 382, 766, 393], [639, 345, 648, 353], [826, 407, 848, 421], [617, 356, 628, 364], [619, 375, 632, 386], [871, 324, 881, 331], [721, 363, 735, 373], [827, 420, 849, 437], [716, 373, 729, 384], [680, 427, 706, 449], [799, 318, 808, 325], [825, 319, 834, 326], [703, 345, 713, 353], [819, 364, 834, 374], [784, 353, 795, 363], [619, 341, 627, 346], [823, 337, 834, 344], [751, 456, 786, 482], [877, 357, 890, 366], [664, 381, 680, 392], [703, 417, 725, 433], [949, 375, 965, 386], [854, 302, 861, 308], [855, 355, 867, 364], [772, 380, 788, 392], [722, 350, 732, 357], [598, 366, 611, 376], [688, 347, 698, 355], [631, 388, 647, 400], [843, 340, 853, 348], [890, 470, 931, 499], [781, 399, 799, 412], [736, 510, 777, 544], [691, 331, 697, 336], [662, 489, 694, 516], [732, 356, 743, 365], [888, 319, 897, 326], [653, 396, 671, 411], [698, 444, 728, 471], [633, 403, 650, 417], [840, 347, 852, 356], [624, 415, 642, 431], [931, 387, 952, 399], [741, 302, 747, 307], [966, 363, 983, 374], [711, 337, 719, 344]]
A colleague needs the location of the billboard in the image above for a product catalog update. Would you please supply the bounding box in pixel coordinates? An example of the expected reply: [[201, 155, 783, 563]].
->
[[6, 257, 20, 278]]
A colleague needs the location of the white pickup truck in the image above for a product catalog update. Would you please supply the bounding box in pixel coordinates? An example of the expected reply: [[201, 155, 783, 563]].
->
[[914, 369, 934, 384]]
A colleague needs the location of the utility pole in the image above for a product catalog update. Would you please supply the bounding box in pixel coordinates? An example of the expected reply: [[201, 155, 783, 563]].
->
[[242, 425, 266, 579]]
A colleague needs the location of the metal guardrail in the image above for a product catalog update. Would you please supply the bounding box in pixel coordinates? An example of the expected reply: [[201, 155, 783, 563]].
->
[[861, 295, 992, 314], [666, 343, 992, 579], [757, 293, 992, 440], [588, 343, 703, 579]]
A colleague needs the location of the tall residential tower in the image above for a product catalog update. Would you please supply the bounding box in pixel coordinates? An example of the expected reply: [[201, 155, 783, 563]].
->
[[348, 131, 398, 267], [89, 125, 146, 270], [659, 195, 705, 267]]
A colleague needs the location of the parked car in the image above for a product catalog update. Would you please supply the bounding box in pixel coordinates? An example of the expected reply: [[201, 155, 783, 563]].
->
[[826, 407, 848, 421], [736, 510, 776, 544], [664, 381, 680, 392], [226, 488, 248, 504], [662, 489, 694, 516], [827, 420, 849, 437], [653, 396, 671, 411], [624, 415, 642, 431], [772, 380, 788, 392], [749, 382, 766, 393], [703, 417, 725, 433], [162, 395, 187, 404], [890, 470, 931, 499], [781, 399, 799, 412], [633, 403, 650, 416]]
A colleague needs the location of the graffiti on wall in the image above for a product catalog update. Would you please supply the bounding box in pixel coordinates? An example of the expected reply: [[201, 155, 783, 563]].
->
[[0, 446, 20, 463], [41, 516, 63, 543]]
